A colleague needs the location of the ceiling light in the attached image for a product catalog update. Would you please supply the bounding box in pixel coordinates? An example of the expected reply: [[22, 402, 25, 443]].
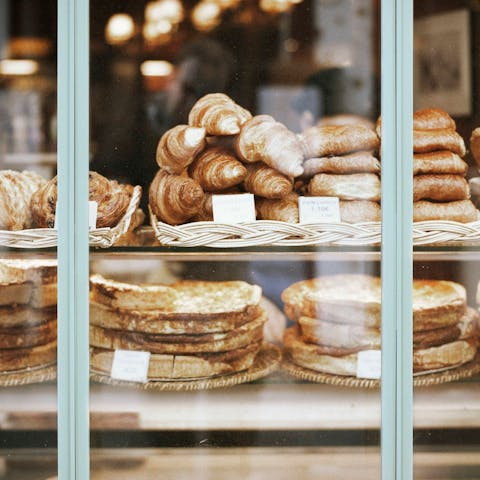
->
[[105, 14, 135, 44], [0, 59, 39, 76], [145, 0, 184, 24], [191, 1, 221, 31], [140, 60, 174, 77]]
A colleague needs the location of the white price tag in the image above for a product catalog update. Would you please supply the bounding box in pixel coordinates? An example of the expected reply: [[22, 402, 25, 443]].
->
[[299, 196, 340, 223], [53, 201, 98, 230], [356, 350, 382, 379], [110, 350, 151, 383], [89, 201, 98, 230], [212, 194, 256, 223]]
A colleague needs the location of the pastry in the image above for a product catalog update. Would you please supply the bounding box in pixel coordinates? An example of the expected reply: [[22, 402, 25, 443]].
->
[[376, 109, 456, 135], [243, 163, 293, 199], [339, 200, 381, 223], [413, 175, 470, 202], [31, 172, 134, 228], [0, 341, 57, 372], [188, 93, 252, 136], [0, 306, 56, 328], [413, 200, 478, 223], [256, 192, 299, 223], [413, 151, 468, 176], [0, 259, 57, 285], [470, 127, 480, 168], [0, 320, 57, 349], [149, 169, 205, 225], [235, 115, 304, 177], [413, 129, 466, 156], [303, 151, 380, 177], [156, 125, 206, 174], [188, 147, 247, 192], [0, 170, 46, 230], [308, 173, 381, 201], [0, 283, 57, 309]]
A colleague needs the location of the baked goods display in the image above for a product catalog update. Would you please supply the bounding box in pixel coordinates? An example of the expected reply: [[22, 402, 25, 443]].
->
[[379, 108, 478, 223], [89, 274, 272, 382], [0, 259, 57, 374], [282, 275, 479, 378]]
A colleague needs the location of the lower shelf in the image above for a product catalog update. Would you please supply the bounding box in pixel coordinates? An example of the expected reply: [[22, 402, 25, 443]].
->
[[1, 376, 479, 431]]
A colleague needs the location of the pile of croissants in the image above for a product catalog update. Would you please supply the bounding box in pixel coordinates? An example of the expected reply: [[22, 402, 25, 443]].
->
[[149, 93, 384, 225], [0, 170, 135, 231]]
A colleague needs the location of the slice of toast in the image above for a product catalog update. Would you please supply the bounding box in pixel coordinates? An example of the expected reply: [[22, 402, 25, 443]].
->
[[89, 314, 265, 354], [90, 341, 261, 380], [0, 320, 56, 349], [0, 259, 57, 284], [0, 283, 56, 308], [0, 306, 56, 328], [90, 301, 259, 334], [0, 341, 56, 372], [90, 275, 262, 318]]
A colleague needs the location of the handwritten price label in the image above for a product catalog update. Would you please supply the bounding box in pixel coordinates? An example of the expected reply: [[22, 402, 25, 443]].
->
[[111, 350, 151, 383], [299, 197, 340, 223], [212, 194, 256, 223], [356, 350, 382, 379]]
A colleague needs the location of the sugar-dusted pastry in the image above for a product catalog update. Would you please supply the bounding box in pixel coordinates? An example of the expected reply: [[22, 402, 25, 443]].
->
[[299, 124, 380, 159], [303, 151, 380, 177], [188, 93, 251, 136], [156, 125, 206, 174], [256, 192, 299, 223], [413, 129, 466, 156], [31, 171, 134, 229], [235, 115, 304, 177], [188, 147, 247, 192], [413, 151, 468, 176], [243, 163, 293, 199], [413, 175, 469, 202], [308, 173, 381, 201], [149, 169, 204, 225], [0, 170, 46, 230], [470, 128, 480, 169], [339, 200, 381, 223], [413, 200, 478, 223]]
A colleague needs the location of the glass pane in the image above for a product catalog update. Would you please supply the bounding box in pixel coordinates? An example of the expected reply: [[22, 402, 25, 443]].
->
[[0, 0, 58, 478], [413, 2, 480, 478], [89, 1, 382, 478]]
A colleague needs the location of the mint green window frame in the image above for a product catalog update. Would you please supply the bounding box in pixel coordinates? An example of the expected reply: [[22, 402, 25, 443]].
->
[[56, 0, 413, 479]]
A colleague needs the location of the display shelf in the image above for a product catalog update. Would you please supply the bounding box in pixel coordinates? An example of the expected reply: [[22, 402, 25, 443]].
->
[[1, 378, 479, 432]]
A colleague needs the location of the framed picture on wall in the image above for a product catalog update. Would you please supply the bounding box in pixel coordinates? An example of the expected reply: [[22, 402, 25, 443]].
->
[[414, 9, 472, 116]]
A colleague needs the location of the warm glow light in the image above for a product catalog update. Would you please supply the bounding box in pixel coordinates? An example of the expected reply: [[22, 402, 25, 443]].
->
[[143, 20, 173, 40], [145, 0, 184, 24], [191, 1, 221, 31], [0, 59, 39, 76], [260, 0, 300, 13], [213, 0, 241, 8], [105, 14, 135, 44], [140, 60, 174, 77]]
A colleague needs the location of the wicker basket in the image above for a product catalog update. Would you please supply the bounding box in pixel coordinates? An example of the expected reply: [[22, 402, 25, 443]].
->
[[150, 211, 480, 248], [0, 186, 142, 249]]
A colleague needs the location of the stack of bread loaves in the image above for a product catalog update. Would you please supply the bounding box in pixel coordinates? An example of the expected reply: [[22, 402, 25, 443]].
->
[[89, 274, 267, 380], [282, 275, 479, 377], [149, 93, 306, 224], [0, 259, 57, 373], [378, 108, 477, 222]]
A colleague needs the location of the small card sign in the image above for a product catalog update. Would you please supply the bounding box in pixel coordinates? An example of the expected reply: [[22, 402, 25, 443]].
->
[[212, 194, 256, 223], [53, 201, 98, 230], [110, 350, 151, 383], [299, 197, 340, 223], [356, 350, 382, 379]]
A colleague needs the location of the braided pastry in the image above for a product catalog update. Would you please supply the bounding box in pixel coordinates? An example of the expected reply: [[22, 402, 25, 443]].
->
[[0, 170, 46, 230], [31, 171, 134, 228], [156, 125, 206, 174], [188, 93, 252, 136], [149, 169, 205, 225], [188, 147, 247, 192]]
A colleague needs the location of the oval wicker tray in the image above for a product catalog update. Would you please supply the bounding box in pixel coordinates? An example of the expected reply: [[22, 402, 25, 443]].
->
[[0, 363, 56, 387], [0, 186, 142, 249], [90, 343, 281, 391], [281, 353, 480, 389], [150, 211, 480, 248]]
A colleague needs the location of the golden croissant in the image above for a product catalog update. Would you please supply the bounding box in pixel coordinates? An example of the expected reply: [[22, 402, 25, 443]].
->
[[189, 93, 252, 136], [0, 170, 46, 230], [31, 171, 134, 228], [256, 192, 299, 223], [235, 115, 304, 177], [156, 125, 206, 174], [149, 169, 205, 225], [243, 163, 293, 199], [188, 147, 247, 192]]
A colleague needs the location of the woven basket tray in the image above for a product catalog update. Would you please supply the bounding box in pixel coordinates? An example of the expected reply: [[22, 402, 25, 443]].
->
[[150, 212, 480, 248], [0, 186, 142, 249], [0, 363, 56, 387], [282, 353, 480, 389]]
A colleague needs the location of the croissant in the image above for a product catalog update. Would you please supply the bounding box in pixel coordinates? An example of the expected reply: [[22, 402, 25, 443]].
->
[[188, 93, 252, 136], [156, 125, 206, 174], [256, 192, 299, 223], [299, 124, 380, 159], [31, 171, 134, 228], [235, 115, 304, 177], [243, 163, 293, 199], [0, 170, 46, 230], [149, 169, 204, 225], [188, 147, 247, 192]]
